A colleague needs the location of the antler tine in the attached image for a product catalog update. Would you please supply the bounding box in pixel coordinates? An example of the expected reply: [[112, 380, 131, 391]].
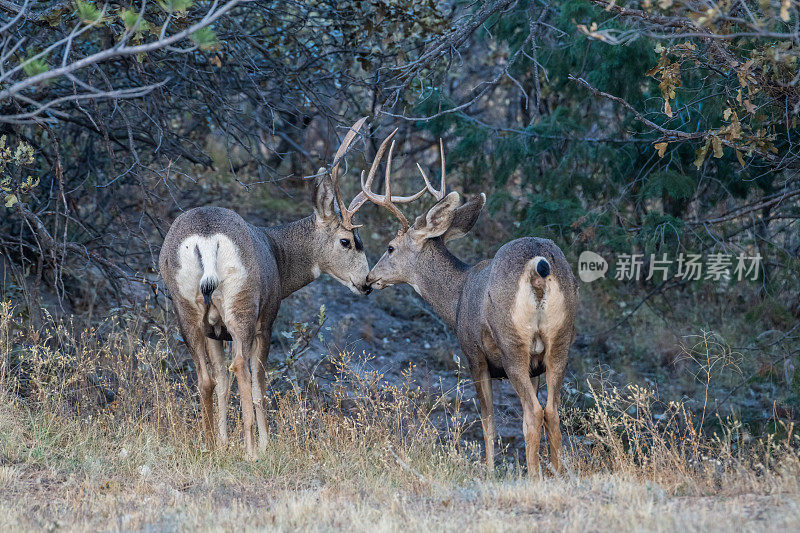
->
[[415, 138, 447, 201], [390, 185, 428, 203], [353, 129, 438, 233], [344, 129, 397, 215], [362, 128, 398, 193], [358, 136, 410, 231], [345, 173, 370, 214], [381, 140, 412, 231], [415, 163, 436, 199], [341, 129, 400, 229], [439, 138, 446, 197], [330, 117, 368, 227], [384, 139, 395, 201], [346, 167, 427, 212], [386, 137, 428, 205]]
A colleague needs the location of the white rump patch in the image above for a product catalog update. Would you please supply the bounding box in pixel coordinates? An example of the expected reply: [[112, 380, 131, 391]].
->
[[511, 257, 567, 353], [175, 234, 247, 326]]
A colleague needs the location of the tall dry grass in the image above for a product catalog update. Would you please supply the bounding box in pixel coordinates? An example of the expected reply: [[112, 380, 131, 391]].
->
[[1, 300, 798, 530]]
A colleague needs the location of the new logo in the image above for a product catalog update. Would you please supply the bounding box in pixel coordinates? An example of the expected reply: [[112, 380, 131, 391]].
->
[[578, 251, 608, 283]]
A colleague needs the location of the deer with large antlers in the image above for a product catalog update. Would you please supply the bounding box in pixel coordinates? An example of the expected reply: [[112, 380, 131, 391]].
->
[[159, 118, 401, 458], [364, 140, 579, 474]]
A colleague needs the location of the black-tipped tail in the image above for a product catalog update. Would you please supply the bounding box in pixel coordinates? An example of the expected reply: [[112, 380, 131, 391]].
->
[[200, 278, 217, 307], [536, 258, 550, 278]]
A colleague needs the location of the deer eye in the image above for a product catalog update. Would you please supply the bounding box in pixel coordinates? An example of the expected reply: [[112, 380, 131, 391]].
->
[[387, 245, 394, 254], [340, 238, 351, 249]]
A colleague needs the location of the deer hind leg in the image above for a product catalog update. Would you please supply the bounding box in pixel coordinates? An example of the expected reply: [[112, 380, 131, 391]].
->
[[196, 344, 216, 446], [470, 362, 495, 472], [229, 330, 257, 460], [251, 332, 271, 453], [543, 342, 568, 473], [502, 343, 544, 476], [206, 338, 230, 448], [176, 314, 216, 445]]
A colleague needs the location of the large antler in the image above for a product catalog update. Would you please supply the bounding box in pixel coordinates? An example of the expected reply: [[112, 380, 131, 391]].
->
[[329, 117, 368, 230], [416, 139, 447, 201], [349, 129, 428, 233]]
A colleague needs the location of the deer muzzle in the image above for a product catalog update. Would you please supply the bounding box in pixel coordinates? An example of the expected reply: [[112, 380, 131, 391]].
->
[[365, 273, 385, 290]]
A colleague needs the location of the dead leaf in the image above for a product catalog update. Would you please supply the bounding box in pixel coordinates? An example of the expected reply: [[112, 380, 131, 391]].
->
[[712, 136, 723, 158], [723, 108, 732, 121], [654, 142, 669, 157], [735, 149, 745, 168], [694, 140, 710, 168]]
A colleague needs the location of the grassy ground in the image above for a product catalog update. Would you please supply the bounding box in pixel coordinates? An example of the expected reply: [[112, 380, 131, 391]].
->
[[1, 303, 799, 532], [1, 390, 799, 532]]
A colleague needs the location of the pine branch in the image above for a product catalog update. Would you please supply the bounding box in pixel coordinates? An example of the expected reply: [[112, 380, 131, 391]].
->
[[568, 75, 791, 166]]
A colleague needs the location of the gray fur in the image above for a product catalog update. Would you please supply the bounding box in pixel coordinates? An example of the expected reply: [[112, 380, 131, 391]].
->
[[159, 175, 370, 458], [442, 193, 486, 242], [367, 192, 579, 474]]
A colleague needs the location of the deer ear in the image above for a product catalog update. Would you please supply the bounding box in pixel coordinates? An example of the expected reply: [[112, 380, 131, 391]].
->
[[413, 191, 461, 240], [442, 193, 485, 242], [313, 170, 337, 224]]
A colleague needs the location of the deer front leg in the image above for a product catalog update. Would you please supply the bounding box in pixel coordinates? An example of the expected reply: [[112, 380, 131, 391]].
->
[[206, 338, 230, 448], [507, 365, 544, 477], [471, 364, 495, 472]]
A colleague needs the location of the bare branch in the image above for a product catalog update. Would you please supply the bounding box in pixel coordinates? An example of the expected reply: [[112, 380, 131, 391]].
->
[[0, 0, 244, 123]]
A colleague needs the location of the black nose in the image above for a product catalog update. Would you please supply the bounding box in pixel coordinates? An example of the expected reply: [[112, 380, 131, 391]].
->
[[361, 283, 373, 295]]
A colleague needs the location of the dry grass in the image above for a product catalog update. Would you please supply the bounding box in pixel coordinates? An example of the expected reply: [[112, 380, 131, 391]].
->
[[1, 301, 799, 532]]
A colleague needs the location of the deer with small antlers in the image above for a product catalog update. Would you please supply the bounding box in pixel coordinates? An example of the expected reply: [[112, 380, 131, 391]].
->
[[158, 119, 424, 458], [363, 138, 579, 474]]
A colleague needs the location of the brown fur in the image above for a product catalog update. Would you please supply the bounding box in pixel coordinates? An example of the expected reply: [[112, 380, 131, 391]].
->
[[159, 175, 370, 459], [367, 192, 579, 474]]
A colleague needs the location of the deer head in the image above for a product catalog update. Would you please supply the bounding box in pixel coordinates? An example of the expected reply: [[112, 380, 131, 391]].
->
[[365, 140, 486, 290], [310, 117, 375, 294]]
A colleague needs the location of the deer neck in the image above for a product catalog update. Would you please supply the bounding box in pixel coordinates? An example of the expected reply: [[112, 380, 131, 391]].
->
[[264, 215, 320, 299], [411, 239, 470, 329]]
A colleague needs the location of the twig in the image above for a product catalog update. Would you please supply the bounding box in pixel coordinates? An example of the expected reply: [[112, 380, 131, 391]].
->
[[568, 75, 703, 141]]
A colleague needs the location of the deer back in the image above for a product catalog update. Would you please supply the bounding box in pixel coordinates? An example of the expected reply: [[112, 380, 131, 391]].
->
[[159, 206, 281, 326]]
